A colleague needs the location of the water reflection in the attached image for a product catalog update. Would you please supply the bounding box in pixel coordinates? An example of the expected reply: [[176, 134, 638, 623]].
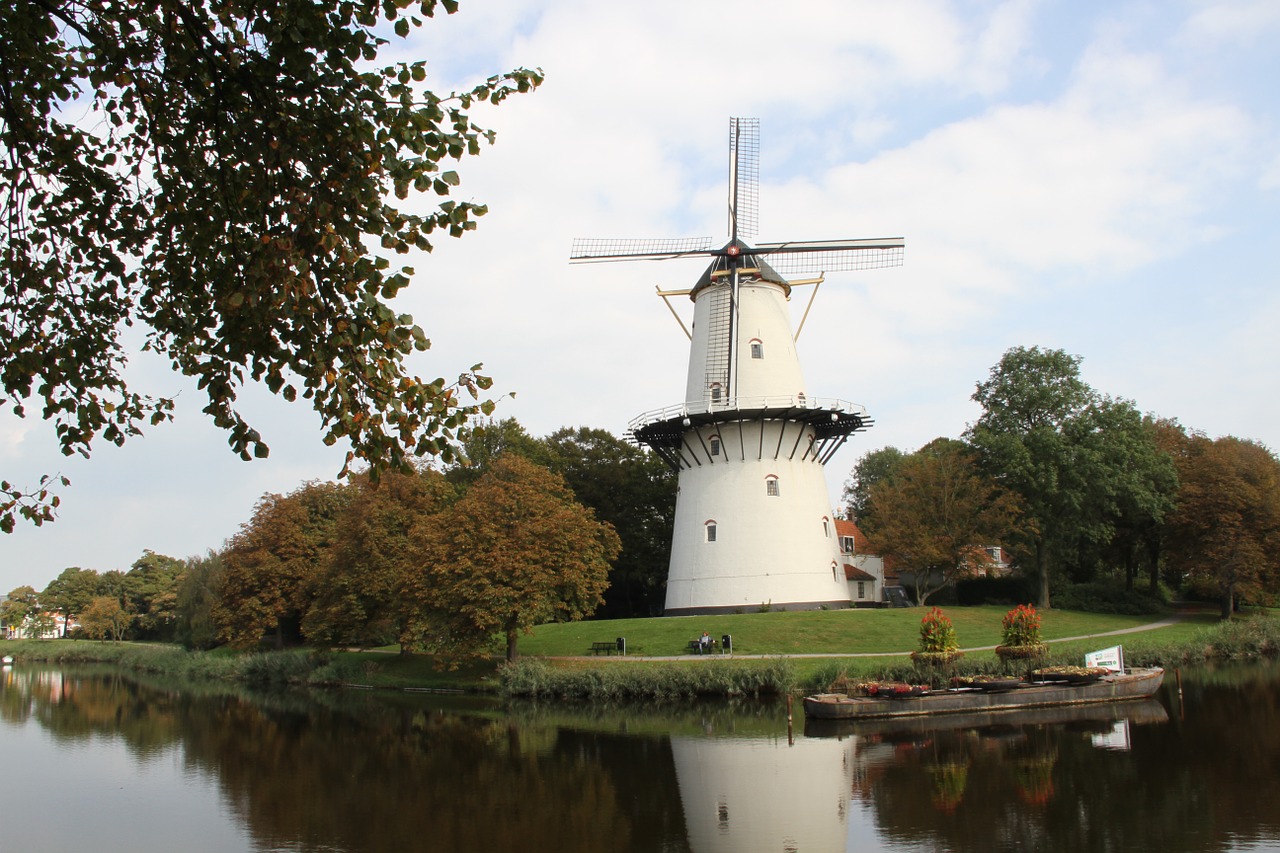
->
[[3, 663, 1280, 853]]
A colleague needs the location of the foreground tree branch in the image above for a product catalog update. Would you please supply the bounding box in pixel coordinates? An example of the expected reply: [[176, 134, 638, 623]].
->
[[0, 0, 543, 530]]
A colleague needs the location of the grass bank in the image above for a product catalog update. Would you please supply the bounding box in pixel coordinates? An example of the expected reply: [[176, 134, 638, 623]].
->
[[4, 604, 1275, 698], [515, 605, 1195, 657], [0, 640, 376, 687]]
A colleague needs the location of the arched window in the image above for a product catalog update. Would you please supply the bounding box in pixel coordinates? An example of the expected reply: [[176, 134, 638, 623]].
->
[[765, 476, 780, 497], [831, 561, 840, 582], [749, 339, 764, 359], [822, 517, 831, 537], [709, 435, 721, 456], [710, 382, 723, 403], [705, 521, 717, 542]]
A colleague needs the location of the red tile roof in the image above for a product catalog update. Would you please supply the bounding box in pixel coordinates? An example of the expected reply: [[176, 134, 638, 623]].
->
[[843, 563, 877, 581]]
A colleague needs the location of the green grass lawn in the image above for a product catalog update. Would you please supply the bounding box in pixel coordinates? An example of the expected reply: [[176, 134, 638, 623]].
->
[[514, 604, 1207, 658]]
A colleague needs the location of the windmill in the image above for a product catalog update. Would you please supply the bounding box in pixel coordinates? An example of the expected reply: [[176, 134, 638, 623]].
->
[[572, 118, 904, 616]]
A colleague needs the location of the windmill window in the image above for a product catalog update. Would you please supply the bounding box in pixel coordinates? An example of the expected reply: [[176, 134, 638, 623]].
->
[[765, 476, 780, 497], [709, 435, 721, 456], [832, 562, 839, 582], [705, 521, 717, 542], [750, 340, 764, 359], [710, 383, 723, 402], [823, 517, 831, 536]]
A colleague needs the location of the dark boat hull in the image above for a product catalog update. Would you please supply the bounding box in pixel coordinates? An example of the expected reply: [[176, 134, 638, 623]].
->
[[802, 668, 1165, 720]]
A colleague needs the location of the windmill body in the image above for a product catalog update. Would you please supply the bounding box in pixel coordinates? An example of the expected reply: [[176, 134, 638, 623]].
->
[[573, 119, 902, 616]]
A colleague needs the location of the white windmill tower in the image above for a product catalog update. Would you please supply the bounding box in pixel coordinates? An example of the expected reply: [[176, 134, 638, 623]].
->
[[572, 119, 903, 616]]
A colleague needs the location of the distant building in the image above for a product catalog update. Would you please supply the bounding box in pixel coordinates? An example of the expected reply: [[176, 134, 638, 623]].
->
[[835, 519, 891, 607]]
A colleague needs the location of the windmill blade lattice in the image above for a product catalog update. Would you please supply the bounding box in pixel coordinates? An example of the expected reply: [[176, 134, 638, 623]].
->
[[570, 236, 718, 263], [728, 117, 759, 242]]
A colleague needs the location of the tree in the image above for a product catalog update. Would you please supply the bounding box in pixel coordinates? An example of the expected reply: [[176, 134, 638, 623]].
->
[[41, 566, 100, 636], [216, 480, 353, 649], [1164, 435, 1280, 618], [841, 446, 907, 523], [411, 454, 620, 662], [0, 1, 542, 532], [1065, 405, 1178, 591], [968, 349, 1181, 609], [304, 466, 455, 651], [79, 595, 131, 642], [862, 440, 1020, 605], [122, 551, 186, 640], [174, 551, 225, 650], [1, 585, 41, 636], [443, 418, 543, 489], [536, 426, 676, 618]]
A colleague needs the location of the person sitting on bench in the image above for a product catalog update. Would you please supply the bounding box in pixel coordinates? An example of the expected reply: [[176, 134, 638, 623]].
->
[[699, 631, 712, 654]]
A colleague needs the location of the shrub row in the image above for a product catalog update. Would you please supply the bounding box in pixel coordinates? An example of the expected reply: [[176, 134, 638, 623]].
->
[[0, 640, 370, 687], [499, 657, 796, 700]]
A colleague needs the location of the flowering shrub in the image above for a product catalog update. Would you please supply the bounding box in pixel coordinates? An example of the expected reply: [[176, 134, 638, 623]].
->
[[1001, 604, 1042, 647], [918, 607, 959, 654], [996, 604, 1047, 664], [858, 681, 928, 698]]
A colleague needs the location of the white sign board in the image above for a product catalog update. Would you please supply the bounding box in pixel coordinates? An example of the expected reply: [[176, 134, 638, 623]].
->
[[1085, 645, 1124, 672]]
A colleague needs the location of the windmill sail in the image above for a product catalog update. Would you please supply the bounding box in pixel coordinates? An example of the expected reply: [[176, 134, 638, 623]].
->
[[728, 117, 759, 242]]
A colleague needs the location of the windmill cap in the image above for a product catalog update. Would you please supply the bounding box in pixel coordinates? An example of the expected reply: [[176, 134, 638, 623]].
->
[[689, 240, 790, 299]]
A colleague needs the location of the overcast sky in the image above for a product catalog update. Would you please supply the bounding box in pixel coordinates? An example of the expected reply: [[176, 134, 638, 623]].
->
[[3, 0, 1278, 595]]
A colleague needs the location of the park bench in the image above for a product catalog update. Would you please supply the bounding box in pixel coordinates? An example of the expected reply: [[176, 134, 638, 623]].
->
[[589, 638, 626, 656], [688, 638, 716, 655], [688, 635, 733, 655]]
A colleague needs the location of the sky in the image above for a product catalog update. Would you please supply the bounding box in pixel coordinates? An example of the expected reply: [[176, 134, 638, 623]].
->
[[3, 0, 1279, 595]]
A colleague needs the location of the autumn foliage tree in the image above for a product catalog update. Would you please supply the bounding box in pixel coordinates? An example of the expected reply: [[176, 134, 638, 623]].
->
[[216, 480, 353, 649], [411, 454, 620, 662], [1164, 434, 1280, 618], [0, 0, 542, 531], [862, 439, 1020, 605], [303, 466, 455, 651], [79, 595, 131, 642]]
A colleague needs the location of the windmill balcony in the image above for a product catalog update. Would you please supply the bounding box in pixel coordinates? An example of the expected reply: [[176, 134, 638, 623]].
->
[[630, 394, 869, 432], [627, 395, 874, 470]]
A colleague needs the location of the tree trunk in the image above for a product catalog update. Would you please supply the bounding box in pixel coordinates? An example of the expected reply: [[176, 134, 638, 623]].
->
[[1146, 536, 1161, 595], [1036, 540, 1052, 609], [1220, 581, 1234, 620], [506, 627, 519, 662]]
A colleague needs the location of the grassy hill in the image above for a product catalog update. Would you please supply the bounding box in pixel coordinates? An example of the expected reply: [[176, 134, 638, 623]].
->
[[515, 605, 1209, 658]]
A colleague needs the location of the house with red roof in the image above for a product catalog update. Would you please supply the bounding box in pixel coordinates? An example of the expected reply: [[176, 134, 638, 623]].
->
[[834, 519, 894, 607]]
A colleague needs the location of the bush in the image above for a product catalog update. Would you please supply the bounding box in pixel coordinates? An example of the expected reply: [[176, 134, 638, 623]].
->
[[955, 576, 1035, 606], [1054, 582, 1167, 616], [499, 658, 796, 700]]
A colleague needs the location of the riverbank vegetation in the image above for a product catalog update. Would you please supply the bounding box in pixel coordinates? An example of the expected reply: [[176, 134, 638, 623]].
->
[[4, 604, 1276, 699]]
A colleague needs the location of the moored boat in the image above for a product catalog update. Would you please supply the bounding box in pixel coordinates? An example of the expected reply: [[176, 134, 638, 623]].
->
[[803, 667, 1165, 721]]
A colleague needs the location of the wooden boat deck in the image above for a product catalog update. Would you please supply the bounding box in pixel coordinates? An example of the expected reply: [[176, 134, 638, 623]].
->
[[803, 668, 1165, 720]]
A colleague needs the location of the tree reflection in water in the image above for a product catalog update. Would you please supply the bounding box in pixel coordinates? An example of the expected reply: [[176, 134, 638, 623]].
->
[[829, 663, 1280, 853], [3, 662, 1280, 853]]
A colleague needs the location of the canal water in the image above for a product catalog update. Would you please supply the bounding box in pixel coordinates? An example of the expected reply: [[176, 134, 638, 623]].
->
[[2, 661, 1278, 853]]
